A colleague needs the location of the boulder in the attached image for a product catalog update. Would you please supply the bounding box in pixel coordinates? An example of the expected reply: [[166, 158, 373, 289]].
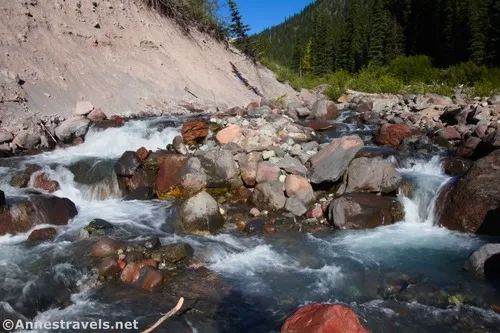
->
[[10, 164, 42, 188], [114, 151, 141, 177], [74, 101, 94, 116], [345, 157, 402, 194], [181, 121, 209, 144], [84, 218, 115, 237], [12, 130, 40, 149], [155, 152, 188, 199], [198, 150, 242, 188], [488, 95, 500, 105], [0, 131, 14, 144], [255, 162, 280, 183], [439, 150, 500, 235], [135, 266, 164, 291], [178, 157, 207, 197], [86, 107, 107, 121], [309, 136, 364, 184], [464, 244, 500, 277], [172, 135, 188, 155], [249, 181, 286, 211], [443, 156, 473, 176], [284, 175, 314, 205], [281, 303, 370, 333], [55, 116, 91, 143], [216, 124, 243, 145], [285, 196, 308, 216], [98, 257, 122, 278], [309, 99, 339, 120], [91, 238, 125, 257], [179, 191, 224, 234], [327, 193, 404, 230], [151, 243, 194, 270], [120, 259, 158, 283], [27, 227, 57, 242], [374, 124, 412, 146], [136, 147, 150, 161], [299, 88, 316, 107], [235, 152, 262, 187], [33, 172, 60, 193], [276, 156, 307, 176]]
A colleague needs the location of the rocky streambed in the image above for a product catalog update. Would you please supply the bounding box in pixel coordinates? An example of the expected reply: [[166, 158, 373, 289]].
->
[[1, 92, 500, 332]]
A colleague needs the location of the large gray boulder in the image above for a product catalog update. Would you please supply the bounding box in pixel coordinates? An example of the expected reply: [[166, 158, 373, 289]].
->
[[327, 193, 404, 230], [249, 181, 286, 211], [197, 150, 242, 188], [179, 191, 224, 234], [11, 130, 40, 149], [308, 99, 338, 120], [487, 94, 500, 105], [464, 244, 500, 278], [55, 116, 91, 142], [308, 135, 364, 184], [345, 157, 402, 193]]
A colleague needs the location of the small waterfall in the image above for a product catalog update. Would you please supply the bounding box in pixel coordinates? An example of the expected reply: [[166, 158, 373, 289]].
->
[[79, 173, 123, 201]]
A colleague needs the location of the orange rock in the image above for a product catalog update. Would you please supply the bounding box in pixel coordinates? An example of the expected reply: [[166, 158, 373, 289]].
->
[[374, 124, 412, 146], [216, 124, 243, 145], [27, 227, 57, 242], [181, 121, 209, 144], [135, 266, 164, 291], [33, 172, 60, 193], [136, 146, 150, 160], [120, 259, 158, 283], [490, 304, 500, 313]]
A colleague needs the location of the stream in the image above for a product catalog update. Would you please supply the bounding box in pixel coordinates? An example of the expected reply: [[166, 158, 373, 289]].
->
[[1, 117, 500, 332]]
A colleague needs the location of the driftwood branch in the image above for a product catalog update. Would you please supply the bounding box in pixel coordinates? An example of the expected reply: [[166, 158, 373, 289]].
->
[[141, 297, 184, 333]]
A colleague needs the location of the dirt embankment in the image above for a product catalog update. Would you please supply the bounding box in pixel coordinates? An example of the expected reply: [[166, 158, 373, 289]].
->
[[0, 0, 296, 128]]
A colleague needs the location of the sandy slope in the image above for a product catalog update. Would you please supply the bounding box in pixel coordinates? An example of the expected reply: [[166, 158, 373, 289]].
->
[[0, 0, 296, 125]]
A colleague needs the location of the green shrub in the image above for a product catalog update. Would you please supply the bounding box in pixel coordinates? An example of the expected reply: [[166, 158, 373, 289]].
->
[[443, 61, 489, 86], [324, 71, 352, 100], [387, 56, 439, 84], [349, 68, 404, 94]]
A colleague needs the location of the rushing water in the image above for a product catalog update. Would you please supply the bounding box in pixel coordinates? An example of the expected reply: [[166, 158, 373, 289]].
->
[[1, 117, 500, 333]]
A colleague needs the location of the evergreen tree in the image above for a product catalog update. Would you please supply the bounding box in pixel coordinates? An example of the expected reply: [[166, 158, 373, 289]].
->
[[301, 38, 313, 75], [486, 0, 500, 65], [311, 11, 329, 76], [469, 0, 489, 65], [369, 0, 390, 67], [227, 0, 253, 57], [291, 29, 304, 75]]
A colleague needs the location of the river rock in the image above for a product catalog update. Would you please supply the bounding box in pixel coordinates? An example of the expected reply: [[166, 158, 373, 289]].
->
[[256, 162, 280, 183], [91, 238, 125, 257], [55, 116, 91, 143], [281, 303, 369, 333], [247, 106, 271, 117], [198, 150, 242, 188], [182, 121, 209, 144], [443, 156, 473, 176], [151, 242, 194, 270], [0, 131, 13, 144], [488, 95, 500, 105], [33, 172, 60, 193], [464, 244, 500, 277], [179, 191, 224, 234], [284, 175, 314, 205], [114, 151, 141, 177], [308, 135, 364, 184], [328, 193, 404, 230], [12, 130, 40, 149], [309, 99, 339, 120], [178, 157, 207, 196], [172, 135, 188, 155], [345, 157, 402, 193], [235, 152, 262, 187], [27, 227, 57, 242], [375, 123, 412, 146], [155, 152, 188, 199], [84, 218, 115, 237], [249, 181, 286, 211], [87, 107, 107, 121], [10, 164, 42, 188], [285, 196, 308, 216], [135, 266, 164, 291], [120, 259, 158, 283], [276, 156, 307, 175], [98, 257, 121, 278], [439, 150, 500, 235], [216, 124, 243, 145], [436, 127, 461, 140]]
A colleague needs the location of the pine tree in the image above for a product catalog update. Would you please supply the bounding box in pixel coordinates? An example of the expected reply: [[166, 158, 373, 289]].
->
[[301, 38, 313, 75], [469, 0, 489, 65], [311, 11, 329, 76], [227, 0, 253, 57], [291, 29, 304, 75], [486, 0, 500, 65], [369, 0, 390, 67]]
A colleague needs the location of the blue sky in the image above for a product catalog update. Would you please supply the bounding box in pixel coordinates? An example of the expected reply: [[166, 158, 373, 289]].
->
[[219, 0, 316, 35]]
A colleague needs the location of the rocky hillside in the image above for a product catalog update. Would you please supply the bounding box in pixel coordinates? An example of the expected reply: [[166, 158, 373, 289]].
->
[[0, 0, 295, 126]]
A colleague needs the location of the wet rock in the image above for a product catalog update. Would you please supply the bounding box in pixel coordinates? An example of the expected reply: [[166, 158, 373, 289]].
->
[[172, 135, 188, 155], [120, 259, 158, 283], [309, 99, 339, 120], [308, 135, 364, 184], [135, 266, 164, 291], [115, 151, 141, 177], [10, 164, 42, 188], [182, 121, 209, 144], [375, 123, 412, 146], [284, 175, 314, 205], [98, 257, 121, 278], [55, 116, 91, 143], [243, 218, 266, 234], [0, 195, 77, 236], [256, 162, 280, 183], [74, 101, 94, 116], [439, 150, 500, 235], [179, 191, 224, 234], [235, 152, 262, 187], [345, 157, 402, 194], [464, 244, 500, 277], [87, 107, 107, 121], [136, 146, 150, 160], [162, 267, 230, 317], [285, 196, 308, 216], [216, 124, 243, 145], [443, 156, 473, 176], [84, 218, 114, 237], [151, 243, 194, 270], [328, 193, 404, 230], [155, 153, 188, 199], [397, 284, 449, 308], [198, 150, 242, 188], [33, 172, 60, 193], [250, 181, 286, 211], [281, 303, 369, 333], [27, 227, 57, 242], [12, 130, 40, 149], [276, 156, 307, 176], [91, 238, 125, 257]]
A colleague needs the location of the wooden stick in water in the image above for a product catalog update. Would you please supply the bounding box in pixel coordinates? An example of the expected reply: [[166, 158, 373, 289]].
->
[[141, 297, 184, 333]]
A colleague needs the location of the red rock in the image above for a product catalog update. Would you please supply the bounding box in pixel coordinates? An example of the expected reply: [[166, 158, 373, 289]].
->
[[120, 259, 158, 283], [281, 303, 370, 333], [216, 124, 243, 145], [135, 266, 164, 291], [436, 127, 461, 140], [33, 172, 60, 193], [226, 107, 244, 116], [118, 259, 126, 269], [255, 162, 280, 183], [136, 147, 150, 160], [27, 227, 57, 242], [306, 206, 324, 219], [72, 137, 84, 145], [155, 153, 188, 199], [374, 124, 412, 146], [456, 137, 481, 158], [91, 238, 124, 257], [247, 102, 260, 110], [181, 121, 209, 144], [110, 115, 125, 124], [490, 304, 500, 313]]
